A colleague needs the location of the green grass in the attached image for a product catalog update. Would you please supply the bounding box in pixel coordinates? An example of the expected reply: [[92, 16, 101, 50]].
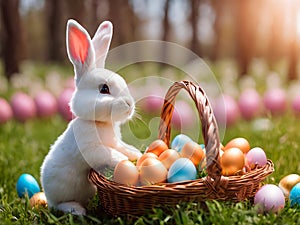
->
[[0, 112, 300, 224]]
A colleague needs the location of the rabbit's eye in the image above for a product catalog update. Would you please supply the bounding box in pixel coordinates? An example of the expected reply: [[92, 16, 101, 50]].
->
[[99, 84, 110, 94]]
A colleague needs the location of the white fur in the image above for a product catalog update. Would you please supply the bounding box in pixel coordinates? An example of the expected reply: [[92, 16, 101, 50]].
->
[[41, 19, 142, 215]]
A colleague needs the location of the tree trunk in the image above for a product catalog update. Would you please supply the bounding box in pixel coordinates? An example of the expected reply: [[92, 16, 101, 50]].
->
[[190, 0, 201, 56], [45, 0, 65, 62], [0, 0, 23, 80]]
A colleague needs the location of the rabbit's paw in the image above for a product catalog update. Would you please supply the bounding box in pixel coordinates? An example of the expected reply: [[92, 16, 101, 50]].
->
[[56, 202, 86, 216]]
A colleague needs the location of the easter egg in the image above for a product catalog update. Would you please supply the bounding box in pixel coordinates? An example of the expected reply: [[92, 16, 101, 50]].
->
[[220, 148, 245, 176], [167, 158, 197, 183], [279, 174, 300, 197], [171, 100, 195, 129], [292, 94, 300, 115], [136, 152, 158, 168], [57, 88, 74, 121], [238, 89, 261, 120], [0, 98, 13, 123], [181, 141, 205, 167], [16, 174, 40, 198], [158, 149, 180, 169], [34, 91, 57, 118], [145, 139, 168, 156], [29, 192, 47, 208], [11, 92, 37, 122], [254, 184, 285, 213], [224, 137, 250, 154], [142, 95, 164, 114], [263, 88, 287, 115], [171, 134, 192, 152], [245, 147, 267, 169], [289, 182, 300, 206], [113, 160, 139, 186], [213, 95, 239, 127], [139, 158, 168, 185]]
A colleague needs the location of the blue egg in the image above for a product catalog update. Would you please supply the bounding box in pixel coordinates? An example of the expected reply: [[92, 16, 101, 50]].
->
[[16, 174, 40, 198], [171, 134, 192, 152], [290, 182, 300, 206], [167, 158, 197, 183]]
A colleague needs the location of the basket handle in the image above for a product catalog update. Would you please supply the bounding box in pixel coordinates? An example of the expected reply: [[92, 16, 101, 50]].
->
[[158, 80, 222, 179]]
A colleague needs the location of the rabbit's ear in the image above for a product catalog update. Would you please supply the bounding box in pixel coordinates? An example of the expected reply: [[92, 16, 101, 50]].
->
[[92, 21, 113, 68], [66, 19, 95, 79]]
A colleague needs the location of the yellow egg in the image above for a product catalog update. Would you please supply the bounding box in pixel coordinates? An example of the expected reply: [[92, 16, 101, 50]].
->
[[29, 192, 47, 208], [181, 141, 205, 167], [221, 147, 245, 176], [136, 152, 158, 168], [113, 160, 139, 186], [158, 149, 180, 169], [224, 137, 250, 154], [279, 174, 300, 197], [145, 139, 169, 156], [139, 158, 168, 185]]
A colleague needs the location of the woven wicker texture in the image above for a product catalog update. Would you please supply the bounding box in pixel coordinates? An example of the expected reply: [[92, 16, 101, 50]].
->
[[89, 80, 274, 216]]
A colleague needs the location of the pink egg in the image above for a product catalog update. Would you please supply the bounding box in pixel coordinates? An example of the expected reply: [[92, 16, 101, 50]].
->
[[142, 95, 164, 114], [263, 88, 287, 115], [34, 91, 57, 118], [64, 77, 75, 90], [57, 89, 74, 121], [172, 100, 194, 129], [0, 98, 13, 123], [291, 94, 300, 115], [238, 89, 262, 120], [254, 184, 285, 213], [213, 95, 239, 127], [245, 147, 267, 169], [11, 92, 36, 122]]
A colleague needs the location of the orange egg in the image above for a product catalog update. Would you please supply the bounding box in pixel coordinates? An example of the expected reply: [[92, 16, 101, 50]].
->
[[29, 192, 47, 208], [139, 158, 168, 185], [136, 152, 158, 168], [181, 141, 205, 167], [145, 139, 168, 156], [224, 137, 250, 154], [220, 147, 245, 176], [113, 160, 139, 186], [158, 149, 180, 169]]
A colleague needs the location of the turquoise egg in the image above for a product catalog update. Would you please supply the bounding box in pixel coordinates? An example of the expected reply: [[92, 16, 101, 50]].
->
[[167, 158, 197, 183], [16, 174, 40, 198], [171, 134, 192, 152], [290, 182, 300, 206]]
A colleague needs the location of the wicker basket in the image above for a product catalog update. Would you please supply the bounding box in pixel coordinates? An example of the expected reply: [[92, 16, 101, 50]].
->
[[89, 80, 274, 216]]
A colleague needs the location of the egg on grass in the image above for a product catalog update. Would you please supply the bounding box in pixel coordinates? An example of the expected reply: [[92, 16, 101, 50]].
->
[[29, 192, 47, 208], [263, 88, 287, 115], [279, 174, 300, 197], [0, 98, 13, 123], [57, 88, 74, 121], [11, 92, 37, 122], [34, 91, 58, 118], [289, 182, 300, 206], [238, 89, 262, 120], [254, 184, 285, 213], [16, 174, 40, 198]]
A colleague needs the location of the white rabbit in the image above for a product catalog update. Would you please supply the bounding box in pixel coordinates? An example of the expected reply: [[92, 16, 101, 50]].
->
[[40, 19, 142, 215]]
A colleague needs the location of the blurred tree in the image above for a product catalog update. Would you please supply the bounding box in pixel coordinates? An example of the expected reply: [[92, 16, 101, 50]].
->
[[162, 0, 171, 42], [189, 0, 201, 57], [45, 0, 65, 62], [0, 0, 24, 80], [66, 0, 86, 26]]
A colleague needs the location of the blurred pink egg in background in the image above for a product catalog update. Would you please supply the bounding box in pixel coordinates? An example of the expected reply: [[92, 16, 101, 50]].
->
[[263, 88, 287, 115], [213, 94, 239, 127], [57, 88, 74, 121], [291, 93, 300, 115], [238, 89, 262, 120], [11, 92, 37, 122], [171, 100, 194, 129], [34, 91, 57, 118], [0, 98, 13, 124]]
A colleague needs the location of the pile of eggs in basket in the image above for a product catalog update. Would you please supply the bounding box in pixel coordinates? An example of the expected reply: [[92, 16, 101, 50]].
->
[[113, 134, 268, 186]]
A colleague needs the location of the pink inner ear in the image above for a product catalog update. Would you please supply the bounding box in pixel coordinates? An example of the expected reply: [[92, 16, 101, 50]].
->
[[69, 26, 89, 64]]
